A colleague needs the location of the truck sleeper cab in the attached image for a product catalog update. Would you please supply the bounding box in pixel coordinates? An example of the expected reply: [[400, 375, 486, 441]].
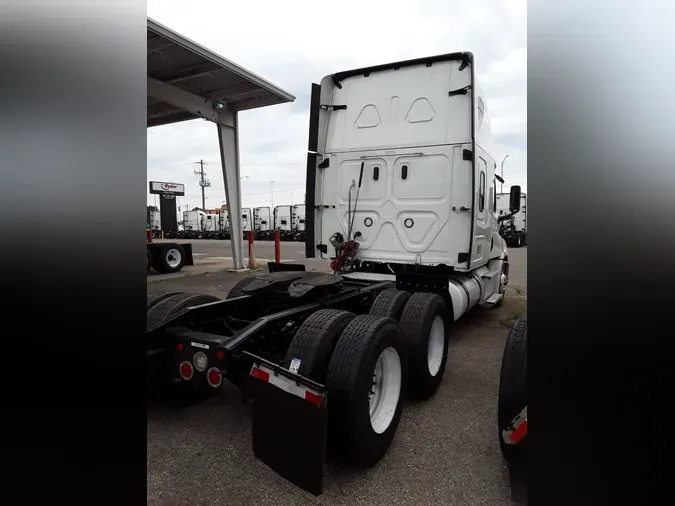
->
[[147, 51, 523, 497]]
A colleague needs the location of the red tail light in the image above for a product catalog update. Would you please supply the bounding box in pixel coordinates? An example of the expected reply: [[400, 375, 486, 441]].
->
[[179, 361, 193, 380], [207, 367, 223, 388]]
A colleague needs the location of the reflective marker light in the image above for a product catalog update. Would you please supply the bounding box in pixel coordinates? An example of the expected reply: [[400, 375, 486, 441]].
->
[[179, 361, 193, 380], [216, 351, 225, 360], [193, 352, 208, 372], [177, 343, 184, 351]]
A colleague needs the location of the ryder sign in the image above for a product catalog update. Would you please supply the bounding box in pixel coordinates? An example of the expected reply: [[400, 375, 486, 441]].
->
[[149, 181, 185, 196]]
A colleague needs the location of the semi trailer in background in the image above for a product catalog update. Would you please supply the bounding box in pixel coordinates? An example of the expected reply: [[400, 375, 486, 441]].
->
[[181, 210, 203, 239], [253, 207, 272, 240], [147, 207, 162, 238], [200, 213, 219, 239], [218, 208, 231, 239], [241, 208, 253, 240], [292, 204, 306, 242], [274, 205, 293, 240]]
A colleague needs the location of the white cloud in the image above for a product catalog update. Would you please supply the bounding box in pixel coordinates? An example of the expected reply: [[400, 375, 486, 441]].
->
[[147, 0, 527, 210]]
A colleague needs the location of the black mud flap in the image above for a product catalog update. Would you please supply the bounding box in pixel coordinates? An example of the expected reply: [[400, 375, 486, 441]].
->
[[244, 352, 328, 496], [182, 243, 194, 266]]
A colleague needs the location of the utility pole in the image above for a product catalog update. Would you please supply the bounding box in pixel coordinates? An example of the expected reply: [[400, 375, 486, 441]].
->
[[270, 180, 275, 209], [194, 160, 211, 210]]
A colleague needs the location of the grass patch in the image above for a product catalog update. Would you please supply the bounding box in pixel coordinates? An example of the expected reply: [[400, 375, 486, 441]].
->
[[498, 296, 527, 328]]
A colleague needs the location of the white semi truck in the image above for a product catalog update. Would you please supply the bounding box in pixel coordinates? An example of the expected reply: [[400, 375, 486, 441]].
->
[[146, 52, 523, 495], [181, 210, 208, 239], [292, 204, 306, 241], [200, 213, 218, 239], [253, 206, 272, 240], [497, 192, 527, 247], [241, 207, 253, 239], [147, 207, 161, 238], [274, 205, 293, 240]]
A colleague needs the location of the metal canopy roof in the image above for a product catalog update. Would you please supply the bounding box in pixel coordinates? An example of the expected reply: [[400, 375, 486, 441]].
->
[[147, 18, 295, 127]]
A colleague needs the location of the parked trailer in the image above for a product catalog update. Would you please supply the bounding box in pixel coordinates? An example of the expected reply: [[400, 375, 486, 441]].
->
[[201, 213, 219, 239], [147, 208, 161, 238], [292, 204, 306, 242], [253, 207, 272, 240], [274, 205, 293, 240], [180, 210, 207, 239], [146, 52, 523, 496], [241, 207, 253, 239], [217, 208, 230, 240], [146, 235, 194, 274], [497, 192, 527, 247]]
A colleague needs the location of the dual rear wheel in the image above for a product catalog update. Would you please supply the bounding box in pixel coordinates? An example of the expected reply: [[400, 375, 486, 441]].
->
[[283, 289, 451, 467]]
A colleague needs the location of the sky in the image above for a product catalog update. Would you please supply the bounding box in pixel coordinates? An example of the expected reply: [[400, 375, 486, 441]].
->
[[147, 0, 527, 212]]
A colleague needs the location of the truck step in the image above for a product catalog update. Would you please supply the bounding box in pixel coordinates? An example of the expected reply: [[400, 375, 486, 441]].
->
[[481, 269, 500, 280], [484, 293, 503, 307]]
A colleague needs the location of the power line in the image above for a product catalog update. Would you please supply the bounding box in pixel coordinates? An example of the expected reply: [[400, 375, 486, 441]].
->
[[147, 162, 196, 172], [148, 161, 305, 172], [209, 185, 305, 197]]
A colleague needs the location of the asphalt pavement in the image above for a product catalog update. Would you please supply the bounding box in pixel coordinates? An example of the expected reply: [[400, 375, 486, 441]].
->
[[147, 243, 527, 505]]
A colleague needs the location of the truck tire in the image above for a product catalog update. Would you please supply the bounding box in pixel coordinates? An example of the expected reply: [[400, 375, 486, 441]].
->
[[399, 293, 451, 400], [370, 289, 411, 321], [147, 292, 220, 332], [226, 276, 258, 299], [152, 244, 186, 274], [325, 314, 408, 467], [147, 290, 183, 311], [283, 310, 356, 382], [498, 316, 528, 464]]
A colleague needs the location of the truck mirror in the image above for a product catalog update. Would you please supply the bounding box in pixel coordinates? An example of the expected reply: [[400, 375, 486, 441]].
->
[[509, 185, 521, 213]]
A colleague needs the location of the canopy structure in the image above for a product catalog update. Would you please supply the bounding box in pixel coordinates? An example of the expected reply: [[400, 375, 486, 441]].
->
[[147, 17, 295, 268]]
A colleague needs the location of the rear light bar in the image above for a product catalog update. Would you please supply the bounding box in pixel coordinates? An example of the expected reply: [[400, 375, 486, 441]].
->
[[502, 406, 527, 445], [250, 364, 324, 407]]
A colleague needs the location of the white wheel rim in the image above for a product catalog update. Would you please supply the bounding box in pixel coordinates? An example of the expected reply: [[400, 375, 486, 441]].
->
[[427, 315, 445, 376], [368, 347, 402, 434], [166, 248, 182, 268]]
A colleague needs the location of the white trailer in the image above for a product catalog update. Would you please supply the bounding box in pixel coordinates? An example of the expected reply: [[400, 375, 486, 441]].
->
[[147, 208, 161, 238], [218, 208, 231, 239], [274, 205, 293, 240], [292, 204, 306, 241], [253, 206, 272, 240], [182, 210, 201, 238], [241, 207, 253, 239], [201, 213, 219, 239], [497, 192, 527, 247]]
